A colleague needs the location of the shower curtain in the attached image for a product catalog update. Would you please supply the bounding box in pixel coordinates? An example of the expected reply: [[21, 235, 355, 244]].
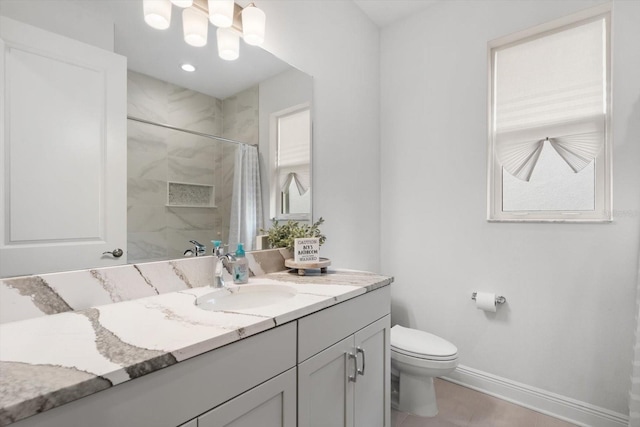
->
[[630, 250, 640, 426], [229, 144, 263, 251]]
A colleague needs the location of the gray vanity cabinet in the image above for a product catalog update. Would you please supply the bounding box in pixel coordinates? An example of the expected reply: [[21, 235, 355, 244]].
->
[[298, 336, 356, 427], [353, 317, 391, 427], [196, 368, 296, 427], [297, 287, 391, 427]]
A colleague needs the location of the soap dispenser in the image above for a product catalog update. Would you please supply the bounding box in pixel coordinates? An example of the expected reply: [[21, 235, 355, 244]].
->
[[232, 243, 249, 284]]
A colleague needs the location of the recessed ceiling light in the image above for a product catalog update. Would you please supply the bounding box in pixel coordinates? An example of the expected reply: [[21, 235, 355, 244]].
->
[[181, 63, 196, 72]]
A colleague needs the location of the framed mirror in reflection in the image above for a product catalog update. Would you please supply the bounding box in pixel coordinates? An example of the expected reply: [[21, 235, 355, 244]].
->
[[0, 0, 313, 278]]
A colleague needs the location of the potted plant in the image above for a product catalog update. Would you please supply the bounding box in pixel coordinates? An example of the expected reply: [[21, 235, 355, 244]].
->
[[262, 217, 326, 252]]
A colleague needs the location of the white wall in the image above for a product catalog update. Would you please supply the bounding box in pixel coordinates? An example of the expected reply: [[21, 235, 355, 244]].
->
[[0, 0, 113, 51], [258, 1, 382, 272], [381, 0, 640, 417]]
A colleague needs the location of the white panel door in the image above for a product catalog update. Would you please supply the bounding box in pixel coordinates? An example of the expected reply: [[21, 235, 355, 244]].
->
[[354, 315, 391, 427], [0, 17, 126, 277], [198, 368, 296, 427], [298, 336, 356, 427]]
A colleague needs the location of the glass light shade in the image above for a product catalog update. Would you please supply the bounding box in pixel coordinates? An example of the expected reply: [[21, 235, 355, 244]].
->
[[183, 8, 208, 47], [217, 28, 239, 60], [143, 0, 172, 30], [171, 0, 193, 7], [208, 0, 234, 28], [241, 5, 265, 46]]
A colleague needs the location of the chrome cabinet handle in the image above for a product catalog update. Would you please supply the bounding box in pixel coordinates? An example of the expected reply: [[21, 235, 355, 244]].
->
[[348, 352, 358, 382], [356, 347, 366, 376], [102, 248, 124, 258]]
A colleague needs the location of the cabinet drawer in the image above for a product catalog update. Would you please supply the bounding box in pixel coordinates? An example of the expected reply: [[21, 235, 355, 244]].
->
[[298, 286, 390, 362]]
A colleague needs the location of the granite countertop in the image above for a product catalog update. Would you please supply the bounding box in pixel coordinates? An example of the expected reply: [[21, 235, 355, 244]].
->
[[0, 269, 392, 426]]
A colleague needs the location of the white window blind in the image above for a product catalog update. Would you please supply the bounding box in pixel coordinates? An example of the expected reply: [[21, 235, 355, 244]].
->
[[494, 18, 606, 182]]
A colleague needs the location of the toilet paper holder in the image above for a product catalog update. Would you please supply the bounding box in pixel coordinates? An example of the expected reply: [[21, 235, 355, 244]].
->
[[471, 292, 506, 305]]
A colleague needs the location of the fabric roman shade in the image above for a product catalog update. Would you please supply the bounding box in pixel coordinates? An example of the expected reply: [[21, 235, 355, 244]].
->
[[494, 18, 606, 181], [280, 172, 308, 195]]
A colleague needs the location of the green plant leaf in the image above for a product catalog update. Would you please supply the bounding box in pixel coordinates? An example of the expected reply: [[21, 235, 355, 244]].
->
[[260, 217, 326, 250]]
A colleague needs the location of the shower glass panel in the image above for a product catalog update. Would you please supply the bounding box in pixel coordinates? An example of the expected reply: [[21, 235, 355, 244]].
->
[[127, 119, 238, 263]]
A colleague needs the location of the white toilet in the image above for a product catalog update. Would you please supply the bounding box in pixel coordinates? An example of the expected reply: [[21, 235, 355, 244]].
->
[[390, 325, 458, 417]]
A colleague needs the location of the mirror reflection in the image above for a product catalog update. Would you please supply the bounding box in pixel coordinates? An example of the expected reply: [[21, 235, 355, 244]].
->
[[274, 106, 312, 220], [0, 0, 313, 278]]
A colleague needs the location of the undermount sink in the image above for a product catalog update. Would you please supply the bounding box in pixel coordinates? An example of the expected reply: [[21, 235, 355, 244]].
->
[[195, 284, 298, 312]]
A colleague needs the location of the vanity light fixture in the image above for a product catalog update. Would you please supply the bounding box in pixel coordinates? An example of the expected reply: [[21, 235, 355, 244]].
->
[[143, 0, 172, 30], [241, 3, 265, 46], [183, 7, 208, 46], [181, 63, 196, 72], [217, 27, 240, 60], [142, 0, 266, 60], [208, 0, 234, 28], [171, 0, 193, 7]]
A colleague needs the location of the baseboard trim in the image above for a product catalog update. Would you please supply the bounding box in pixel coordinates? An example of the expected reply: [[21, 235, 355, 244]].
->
[[443, 365, 628, 427]]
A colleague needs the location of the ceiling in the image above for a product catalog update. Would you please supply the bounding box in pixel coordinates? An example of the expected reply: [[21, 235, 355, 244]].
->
[[353, 0, 439, 27]]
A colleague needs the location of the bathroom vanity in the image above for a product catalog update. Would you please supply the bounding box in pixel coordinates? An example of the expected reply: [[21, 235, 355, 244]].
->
[[0, 258, 392, 427]]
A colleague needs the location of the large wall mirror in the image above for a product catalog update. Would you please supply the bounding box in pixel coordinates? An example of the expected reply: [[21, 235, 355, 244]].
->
[[0, 0, 313, 278]]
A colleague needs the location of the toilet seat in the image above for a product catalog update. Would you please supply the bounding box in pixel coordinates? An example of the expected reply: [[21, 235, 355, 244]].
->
[[391, 325, 458, 361], [391, 347, 459, 371], [391, 346, 457, 361]]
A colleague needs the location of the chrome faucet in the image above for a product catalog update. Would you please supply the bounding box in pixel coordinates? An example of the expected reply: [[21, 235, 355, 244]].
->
[[184, 240, 206, 257], [213, 243, 236, 288], [218, 253, 237, 273]]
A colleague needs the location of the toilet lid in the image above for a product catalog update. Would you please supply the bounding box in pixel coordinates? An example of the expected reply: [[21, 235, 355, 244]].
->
[[390, 325, 458, 360]]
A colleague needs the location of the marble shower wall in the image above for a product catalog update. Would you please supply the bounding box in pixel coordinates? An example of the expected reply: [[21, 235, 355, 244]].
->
[[127, 71, 259, 262], [223, 86, 259, 144]]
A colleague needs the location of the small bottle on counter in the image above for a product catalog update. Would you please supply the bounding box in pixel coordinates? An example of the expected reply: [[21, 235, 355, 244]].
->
[[232, 243, 249, 284]]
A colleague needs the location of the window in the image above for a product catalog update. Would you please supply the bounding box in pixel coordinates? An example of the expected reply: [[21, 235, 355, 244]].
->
[[487, 5, 611, 222], [273, 106, 311, 220]]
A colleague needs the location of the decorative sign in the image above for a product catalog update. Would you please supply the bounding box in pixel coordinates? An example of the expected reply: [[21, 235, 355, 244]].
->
[[294, 238, 320, 263]]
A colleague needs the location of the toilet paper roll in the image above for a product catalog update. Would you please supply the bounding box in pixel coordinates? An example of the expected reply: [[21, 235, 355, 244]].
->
[[475, 292, 497, 312]]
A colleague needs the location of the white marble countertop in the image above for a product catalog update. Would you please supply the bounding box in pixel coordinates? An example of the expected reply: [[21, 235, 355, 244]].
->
[[0, 269, 392, 426]]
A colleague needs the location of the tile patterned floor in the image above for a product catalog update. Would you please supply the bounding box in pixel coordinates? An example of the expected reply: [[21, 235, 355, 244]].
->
[[392, 379, 579, 427]]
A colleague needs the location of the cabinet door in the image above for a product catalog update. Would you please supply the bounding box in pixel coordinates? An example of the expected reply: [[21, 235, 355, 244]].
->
[[354, 315, 391, 427], [298, 336, 356, 427], [198, 368, 296, 427], [0, 16, 126, 277]]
